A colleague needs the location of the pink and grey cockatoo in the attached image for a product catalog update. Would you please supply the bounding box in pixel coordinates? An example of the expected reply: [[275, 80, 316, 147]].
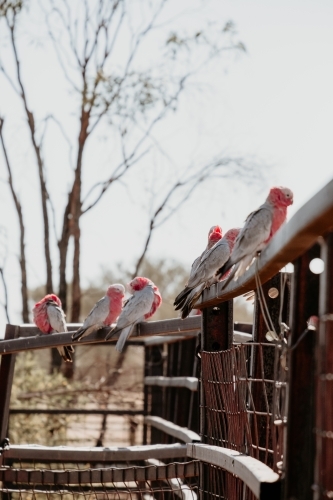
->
[[33, 294, 74, 362], [174, 228, 240, 319], [72, 284, 125, 341], [216, 186, 293, 285], [187, 225, 222, 282], [173, 225, 222, 312], [105, 277, 162, 352]]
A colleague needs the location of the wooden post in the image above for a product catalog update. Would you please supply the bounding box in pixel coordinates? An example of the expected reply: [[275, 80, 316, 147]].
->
[[200, 301, 233, 500], [145, 345, 165, 445], [201, 301, 233, 352], [314, 231, 333, 498], [284, 244, 320, 500], [0, 325, 19, 448]]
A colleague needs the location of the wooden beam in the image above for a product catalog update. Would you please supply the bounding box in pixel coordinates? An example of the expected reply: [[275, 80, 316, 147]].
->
[[284, 244, 320, 500], [3, 443, 188, 462], [0, 317, 201, 355], [187, 443, 280, 499], [145, 416, 201, 443], [145, 376, 198, 391], [10, 409, 144, 416], [0, 324, 18, 461]]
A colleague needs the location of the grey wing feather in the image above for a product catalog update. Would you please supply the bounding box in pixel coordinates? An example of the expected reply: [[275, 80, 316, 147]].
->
[[47, 304, 74, 362], [115, 324, 136, 352], [47, 305, 67, 333], [187, 253, 204, 284], [82, 296, 109, 329], [115, 287, 154, 331], [187, 239, 230, 289], [231, 206, 272, 263]]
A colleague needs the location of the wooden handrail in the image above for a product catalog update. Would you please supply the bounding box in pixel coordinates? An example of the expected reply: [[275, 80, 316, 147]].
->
[[187, 443, 280, 499]]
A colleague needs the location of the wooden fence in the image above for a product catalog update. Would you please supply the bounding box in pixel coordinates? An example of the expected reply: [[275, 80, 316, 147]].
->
[[0, 178, 332, 499]]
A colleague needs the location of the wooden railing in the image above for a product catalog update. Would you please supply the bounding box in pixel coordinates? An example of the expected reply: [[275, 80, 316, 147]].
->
[[0, 178, 332, 499]]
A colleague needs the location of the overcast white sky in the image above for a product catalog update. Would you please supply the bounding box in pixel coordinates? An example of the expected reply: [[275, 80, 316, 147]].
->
[[0, 0, 332, 329]]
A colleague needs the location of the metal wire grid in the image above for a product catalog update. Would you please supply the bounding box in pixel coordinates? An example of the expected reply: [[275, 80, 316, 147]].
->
[[0, 460, 199, 499], [199, 463, 256, 500], [201, 343, 284, 472]]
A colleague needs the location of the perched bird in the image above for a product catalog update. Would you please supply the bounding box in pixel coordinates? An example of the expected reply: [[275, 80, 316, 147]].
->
[[173, 225, 222, 311], [216, 186, 293, 285], [174, 228, 240, 318], [72, 284, 125, 341], [105, 277, 162, 352], [187, 225, 222, 282], [33, 294, 74, 363]]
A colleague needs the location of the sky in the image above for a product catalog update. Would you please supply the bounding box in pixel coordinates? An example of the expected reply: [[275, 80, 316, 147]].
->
[[0, 0, 332, 329]]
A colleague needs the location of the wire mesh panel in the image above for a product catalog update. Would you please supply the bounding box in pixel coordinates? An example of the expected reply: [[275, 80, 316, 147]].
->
[[201, 344, 284, 472], [0, 460, 199, 499], [200, 463, 256, 500]]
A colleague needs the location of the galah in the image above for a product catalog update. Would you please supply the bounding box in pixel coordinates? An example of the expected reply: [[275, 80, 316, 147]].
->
[[105, 277, 162, 352], [174, 228, 240, 318], [187, 225, 222, 283], [72, 284, 125, 341], [216, 186, 293, 285], [174, 225, 222, 311], [33, 294, 74, 363]]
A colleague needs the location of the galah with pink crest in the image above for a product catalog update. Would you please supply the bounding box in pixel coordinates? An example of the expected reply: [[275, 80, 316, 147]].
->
[[187, 225, 222, 281], [173, 225, 222, 311], [216, 186, 293, 286], [175, 228, 240, 318], [105, 277, 162, 352], [33, 294, 74, 362], [72, 284, 125, 341]]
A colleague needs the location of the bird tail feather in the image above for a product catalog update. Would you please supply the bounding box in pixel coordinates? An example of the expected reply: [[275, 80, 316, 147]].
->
[[115, 325, 135, 353], [57, 346, 73, 362], [181, 286, 203, 319], [72, 327, 86, 341], [174, 287, 192, 308], [105, 325, 116, 341]]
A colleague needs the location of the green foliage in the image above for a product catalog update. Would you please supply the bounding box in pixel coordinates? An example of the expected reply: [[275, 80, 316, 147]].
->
[[10, 351, 87, 446]]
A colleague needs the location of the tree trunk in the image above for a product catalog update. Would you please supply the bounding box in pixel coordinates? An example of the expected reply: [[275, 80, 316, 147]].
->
[[58, 197, 72, 313], [0, 118, 29, 322], [57, 108, 89, 318], [71, 225, 81, 322]]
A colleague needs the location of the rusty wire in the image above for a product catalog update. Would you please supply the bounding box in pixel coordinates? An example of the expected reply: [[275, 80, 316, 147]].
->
[[0, 460, 199, 499], [200, 462, 256, 500], [201, 343, 284, 473]]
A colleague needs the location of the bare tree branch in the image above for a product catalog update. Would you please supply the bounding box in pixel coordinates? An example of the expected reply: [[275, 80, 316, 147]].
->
[[0, 268, 10, 323], [0, 116, 29, 321], [131, 157, 258, 277], [5, 12, 53, 294]]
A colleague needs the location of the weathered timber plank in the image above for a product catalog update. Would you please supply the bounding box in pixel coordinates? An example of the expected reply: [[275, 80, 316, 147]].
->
[[3, 443, 188, 462], [10, 409, 144, 415], [145, 376, 198, 391], [187, 443, 280, 499], [145, 416, 201, 443], [0, 317, 201, 355]]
